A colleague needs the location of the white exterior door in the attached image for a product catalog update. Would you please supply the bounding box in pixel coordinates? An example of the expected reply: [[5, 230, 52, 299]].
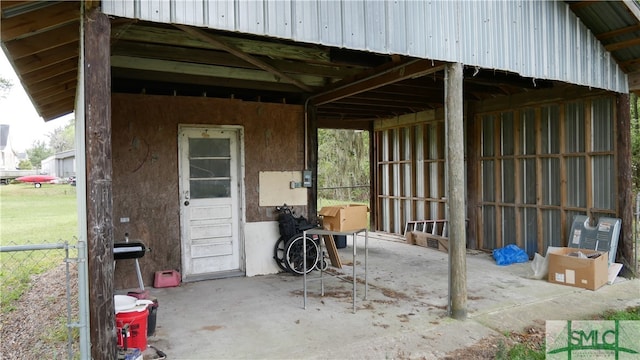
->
[[179, 126, 243, 280]]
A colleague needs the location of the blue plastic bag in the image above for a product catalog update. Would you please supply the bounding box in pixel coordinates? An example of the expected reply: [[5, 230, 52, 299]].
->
[[492, 244, 529, 266]]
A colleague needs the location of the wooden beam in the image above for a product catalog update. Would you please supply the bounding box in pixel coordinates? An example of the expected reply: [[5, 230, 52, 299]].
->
[[595, 24, 640, 41], [568, 1, 596, 11], [311, 60, 446, 106], [22, 57, 77, 83], [111, 67, 303, 94], [14, 43, 78, 74], [0, 1, 79, 42], [3, 21, 79, 59], [111, 55, 324, 88], [604, 37, 640, 52], [111, 40, 361, 79], [174, 24, 313, 92], [446, 62, 467, 320], [113, 23, 330, 64], [84, 8, 116, 359]]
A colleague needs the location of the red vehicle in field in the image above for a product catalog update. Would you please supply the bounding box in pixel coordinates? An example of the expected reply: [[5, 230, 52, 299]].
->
[[15, 175, 57, 188]]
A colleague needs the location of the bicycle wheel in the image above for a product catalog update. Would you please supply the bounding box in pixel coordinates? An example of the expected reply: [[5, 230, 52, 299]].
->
[[273, 237, 287, 271], [283, 234, 319, 275]]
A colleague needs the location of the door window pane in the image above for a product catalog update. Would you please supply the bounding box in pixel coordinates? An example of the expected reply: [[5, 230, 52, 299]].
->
[[190, 159, 231, 178], [189, 138, 231, 199], [190, 180, 231, 198], [190, 138, 230, 157]]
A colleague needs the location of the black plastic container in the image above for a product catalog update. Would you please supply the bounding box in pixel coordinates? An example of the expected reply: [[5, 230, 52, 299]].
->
[[334, 235, 347, 249], [147, 300, 158, 337]]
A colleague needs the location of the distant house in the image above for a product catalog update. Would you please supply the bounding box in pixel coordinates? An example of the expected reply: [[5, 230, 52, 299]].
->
[[40, 149, 75, 178], [0, 124, 18, 170]]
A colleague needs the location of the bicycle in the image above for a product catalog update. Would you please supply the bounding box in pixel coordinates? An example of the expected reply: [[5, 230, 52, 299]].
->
[[273, 204, 327, 275]]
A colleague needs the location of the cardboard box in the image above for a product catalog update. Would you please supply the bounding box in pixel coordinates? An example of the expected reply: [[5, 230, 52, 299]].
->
[[547, 247, 608, 291], [407, 231, 448, 253], [319, 204, 368, 232]]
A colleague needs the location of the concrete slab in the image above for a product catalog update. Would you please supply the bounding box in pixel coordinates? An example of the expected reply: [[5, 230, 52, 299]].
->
[[136, 234, 639, 359]]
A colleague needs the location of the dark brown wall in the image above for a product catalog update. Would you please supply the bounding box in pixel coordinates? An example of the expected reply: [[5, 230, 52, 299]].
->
[[111, 93, 304, 288]]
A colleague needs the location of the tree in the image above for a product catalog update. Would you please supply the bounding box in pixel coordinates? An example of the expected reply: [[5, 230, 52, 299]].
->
[[0, 77, 12, 99], [18, 159, 33, 170], [26, 140, 53, 171], [48, 118, 75, 152], [318, 129, 370, 202]]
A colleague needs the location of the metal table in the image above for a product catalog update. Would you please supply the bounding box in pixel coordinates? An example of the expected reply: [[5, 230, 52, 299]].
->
[[302, 228, 368, 313]]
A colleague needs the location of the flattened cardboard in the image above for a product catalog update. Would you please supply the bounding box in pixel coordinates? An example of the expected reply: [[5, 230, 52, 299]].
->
[[408, 231, 448, 253], [323, 235, 342, 268], [547, 247, 608, 291]]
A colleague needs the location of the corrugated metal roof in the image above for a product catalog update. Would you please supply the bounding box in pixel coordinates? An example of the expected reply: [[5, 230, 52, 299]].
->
[[103, 0, 628, 93]]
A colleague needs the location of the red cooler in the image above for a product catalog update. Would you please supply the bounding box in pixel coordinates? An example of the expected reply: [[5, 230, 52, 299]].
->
[[116, 308, 149, 350]]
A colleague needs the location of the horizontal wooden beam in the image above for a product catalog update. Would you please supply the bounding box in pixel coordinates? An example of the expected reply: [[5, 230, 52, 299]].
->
[[1, 1, 79, 42], [604, 37, 640, 52], [14, 42, 78, 74], [595, 24, 640, 41], [112, 68, 303, 94], [3, 21, 79, 59], [311, 60, 446, 106], [111, 40, 359, 80], [174, 24, 313, 92], [111, 55, 325, 88], [113, 23, 330, 64], [22, 57, 77, 83]]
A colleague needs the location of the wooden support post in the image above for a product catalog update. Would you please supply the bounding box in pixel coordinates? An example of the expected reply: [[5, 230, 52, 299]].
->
[[445, 63, 467, 320], [306, 103, 318, 222], [465, 104, 479, 249], [84, 8, 115, 359], [616, 93, 635, 275]]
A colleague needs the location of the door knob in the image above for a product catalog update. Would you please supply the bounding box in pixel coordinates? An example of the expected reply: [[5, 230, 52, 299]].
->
[[184, 201, 190, 206]]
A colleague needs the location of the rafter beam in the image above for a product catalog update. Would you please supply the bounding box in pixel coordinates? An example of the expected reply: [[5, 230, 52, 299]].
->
[[174, 24, 313, 92], [604, 37, 640, 52], [596, 24, 640, 41], [311, 59, 446, 106], [111, 55, 325, 87]]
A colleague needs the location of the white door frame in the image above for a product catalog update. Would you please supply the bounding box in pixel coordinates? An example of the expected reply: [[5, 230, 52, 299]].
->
[[178, 124, 246, 281]]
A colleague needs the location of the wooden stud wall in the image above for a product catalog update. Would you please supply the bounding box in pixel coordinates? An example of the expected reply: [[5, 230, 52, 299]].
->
[[475, 95, 618, 255]]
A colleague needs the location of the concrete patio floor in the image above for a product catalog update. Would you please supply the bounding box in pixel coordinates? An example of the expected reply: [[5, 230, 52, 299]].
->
[[137, 233, 639, 359]]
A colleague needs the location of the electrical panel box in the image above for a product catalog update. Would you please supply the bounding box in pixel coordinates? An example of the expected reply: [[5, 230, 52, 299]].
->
[[303, 170, 312, 188]]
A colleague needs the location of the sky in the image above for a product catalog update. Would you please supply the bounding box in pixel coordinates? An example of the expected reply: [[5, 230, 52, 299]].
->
[[0, 51, 74, 153]]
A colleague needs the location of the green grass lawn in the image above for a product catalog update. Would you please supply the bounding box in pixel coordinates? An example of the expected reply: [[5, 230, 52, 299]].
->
[[0, 183, 78, 311]]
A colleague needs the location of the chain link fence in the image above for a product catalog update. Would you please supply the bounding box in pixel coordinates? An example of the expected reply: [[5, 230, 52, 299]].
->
[[0, 238, 81, 359], [318, 185, 370, 208]]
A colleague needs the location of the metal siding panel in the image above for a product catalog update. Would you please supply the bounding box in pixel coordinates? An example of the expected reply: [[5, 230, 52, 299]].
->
[[136, 0, 172, 23], [318, 1, 342, 47], [266, 0, 292, 38], [236, 0, 265, 34], [102, 0, 628, 93], [174, 0, 205, 26], [292, 1, 318, 42], [101, 1, 136, 18], [342, 0, 366, 50], [206, 0, 235, 30], [384, 0, 404, 54], [364, 1, 387, 53]]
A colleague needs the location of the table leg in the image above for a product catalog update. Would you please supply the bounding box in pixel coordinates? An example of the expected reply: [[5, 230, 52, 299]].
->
[[303, 230, 307, 310], [352, 232, 356, 313]]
